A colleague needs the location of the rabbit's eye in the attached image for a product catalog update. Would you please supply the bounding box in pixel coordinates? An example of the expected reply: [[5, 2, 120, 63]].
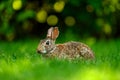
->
[[46, 41, 50, 45]]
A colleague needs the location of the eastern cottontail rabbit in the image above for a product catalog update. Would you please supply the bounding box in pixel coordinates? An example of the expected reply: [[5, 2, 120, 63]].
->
[[37, 27, 94, 60]]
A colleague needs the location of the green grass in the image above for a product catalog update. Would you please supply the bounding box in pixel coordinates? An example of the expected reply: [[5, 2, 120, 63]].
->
[[0, 39, 120, 80]]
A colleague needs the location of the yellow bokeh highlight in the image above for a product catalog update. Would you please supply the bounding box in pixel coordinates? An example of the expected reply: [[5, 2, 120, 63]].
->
[[116, 3, 120, 10], [111, 0, 118, 5], [65, 16, 76, 26], [36, 10, 47, 23], [47, 15, 58, 26], [103, 23, 112, 35], [12, 0, 22, 10], [54, 1, 65, 12]]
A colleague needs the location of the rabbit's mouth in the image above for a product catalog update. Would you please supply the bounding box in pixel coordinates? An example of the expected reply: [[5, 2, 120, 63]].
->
[[37, 50, 47, 54], [37, 46, 47, 54]]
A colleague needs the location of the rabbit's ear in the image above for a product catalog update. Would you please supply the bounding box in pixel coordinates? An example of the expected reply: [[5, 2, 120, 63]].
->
[[47, 27, 53, 38], [52, 27, 59, 40]]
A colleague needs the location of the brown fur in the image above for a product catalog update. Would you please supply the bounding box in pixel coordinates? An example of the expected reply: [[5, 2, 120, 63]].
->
[[44, 41, 94, 60], [37, 27, 95, 60]]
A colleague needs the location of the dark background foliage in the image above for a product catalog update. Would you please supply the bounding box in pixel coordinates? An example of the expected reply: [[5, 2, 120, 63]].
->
[[0, 1, 120, 79], [0, 0, 120, 41]]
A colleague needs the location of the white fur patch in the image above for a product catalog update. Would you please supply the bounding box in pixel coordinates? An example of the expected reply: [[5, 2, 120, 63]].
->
[[41, 50, 47, 53], [41, 46, 47, 53]]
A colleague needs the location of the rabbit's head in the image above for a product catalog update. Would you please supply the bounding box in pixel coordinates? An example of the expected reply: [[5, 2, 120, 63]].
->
[[37, 27, 59, 54]]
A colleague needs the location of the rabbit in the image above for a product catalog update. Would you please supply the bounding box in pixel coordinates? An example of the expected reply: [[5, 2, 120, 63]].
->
[[37, 27, 95, 60]]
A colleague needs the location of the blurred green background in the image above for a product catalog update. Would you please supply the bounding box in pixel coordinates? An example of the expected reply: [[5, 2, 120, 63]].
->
[[0, 0, 120, 41], [0, 0, 120, 80]]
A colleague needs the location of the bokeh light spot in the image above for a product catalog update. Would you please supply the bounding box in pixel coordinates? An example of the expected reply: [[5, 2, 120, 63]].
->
[[103, 23, 112, 35], [12, 0, 22, 10], [54, 1, 65, 12], [65, 16, 76, 26], [116, 3, 120, 10], [47, 15, 58, 26], [36, 10, 47, 23]]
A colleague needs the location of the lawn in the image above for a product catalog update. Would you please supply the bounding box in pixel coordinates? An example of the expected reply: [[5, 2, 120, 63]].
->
[[0, 39, 120, 80]]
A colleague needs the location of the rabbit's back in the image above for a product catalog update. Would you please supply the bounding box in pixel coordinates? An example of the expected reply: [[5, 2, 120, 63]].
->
[[64, 41, 94, 59], [46, 41, 94, 59]]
